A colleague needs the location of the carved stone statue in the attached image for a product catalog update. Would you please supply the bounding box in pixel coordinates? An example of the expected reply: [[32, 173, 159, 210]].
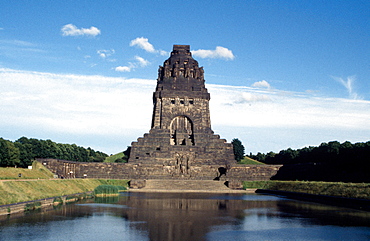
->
[[158, 66, 163, 79], [199, 67, 204, 80]]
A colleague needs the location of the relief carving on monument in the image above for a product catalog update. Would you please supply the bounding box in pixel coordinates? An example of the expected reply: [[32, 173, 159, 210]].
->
[[174, 152, 193, 175]]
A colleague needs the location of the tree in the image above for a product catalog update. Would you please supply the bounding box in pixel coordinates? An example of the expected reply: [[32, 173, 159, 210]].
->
[[231, 138, 245, 162], [2, 136, 109, 166], [0, 138, 20, 167]]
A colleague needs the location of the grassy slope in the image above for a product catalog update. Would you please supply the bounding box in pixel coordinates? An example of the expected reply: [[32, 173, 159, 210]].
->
[[0, 162, 54, 180], [0, 179, 129, 205], [243, 181, 370, 199], [104, 152, 125, 163], [238, 156, 265, 165]]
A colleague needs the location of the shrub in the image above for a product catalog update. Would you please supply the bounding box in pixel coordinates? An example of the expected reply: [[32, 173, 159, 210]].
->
[[93, 185, 119, 196], [53, 197, 63, 205], [24, 201, 42, 211], [115, 186, 127, 192]]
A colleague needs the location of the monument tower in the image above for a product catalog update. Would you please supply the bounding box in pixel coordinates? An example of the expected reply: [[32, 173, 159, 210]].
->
[[129, 45, 235, 177]]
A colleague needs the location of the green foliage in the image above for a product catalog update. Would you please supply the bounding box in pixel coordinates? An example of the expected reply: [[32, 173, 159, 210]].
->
[[238, 156, 265, 165], [0, 136, 108, 167], [0, 138, 21, 167], [24, 201, 42, 211], [105, 146, 130, 163], [250, 140, 370, 166], [0, 161, 54, 180], [65, 195, 79, 203], [243, 181, 370, 200], [0, 179, 128, 205], [115, 186, 127, 191], [94, 185, 119, 196], [250, 140, 370, 183], [104, 152, 128, 163], [232, 138, 245, 162], [98, 179, 129, 188], [242, 181, 270, 189], [53, 197, 63, 205]]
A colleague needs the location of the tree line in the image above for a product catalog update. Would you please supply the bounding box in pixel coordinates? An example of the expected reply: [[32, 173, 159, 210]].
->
[[0, 137, 108, 168], [249, 140, 370, 183], [249, 140, 370, 166]]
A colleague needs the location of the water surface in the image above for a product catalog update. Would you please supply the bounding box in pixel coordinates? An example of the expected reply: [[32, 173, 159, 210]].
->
[[1, 192, 369, 240]]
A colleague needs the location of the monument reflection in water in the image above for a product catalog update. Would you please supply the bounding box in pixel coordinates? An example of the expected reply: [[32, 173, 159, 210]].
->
[[1, 193, 370, 241]]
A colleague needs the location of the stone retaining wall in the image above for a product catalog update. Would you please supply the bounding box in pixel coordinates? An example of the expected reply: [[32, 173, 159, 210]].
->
[[0, 192, 92, 217], [36, 158, 281, 182]]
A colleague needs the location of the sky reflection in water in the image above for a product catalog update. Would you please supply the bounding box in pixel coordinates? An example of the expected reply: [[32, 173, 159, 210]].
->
[[0, 193, 369, 241]]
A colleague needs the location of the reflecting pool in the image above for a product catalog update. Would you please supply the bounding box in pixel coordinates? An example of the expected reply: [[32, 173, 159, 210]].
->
[[1, 193, 369, 240]]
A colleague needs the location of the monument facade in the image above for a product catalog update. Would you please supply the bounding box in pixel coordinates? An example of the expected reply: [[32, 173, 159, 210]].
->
[[38, 45, 282, 183], [128, 45, 235, 177]]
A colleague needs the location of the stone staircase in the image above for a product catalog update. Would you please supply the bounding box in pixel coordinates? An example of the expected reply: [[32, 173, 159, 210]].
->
[[129, 179, 248, 193]]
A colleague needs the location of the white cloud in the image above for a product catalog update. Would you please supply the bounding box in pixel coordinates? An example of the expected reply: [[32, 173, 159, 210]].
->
[[158, 50, 169, 56], [192, 46, 235, 60], [115, 56, 149, 72], [130, 37, 155, 53], [0, 68, 153, 136], [0, 40, 35, 47], [115, 66, 132, 72], [234, 92, 272, 104], [129, 37, 168, 56], [61, 24, 101, 37], [252, 80, 271, 89], [135, 56, 150, 67], [1, 68, 369, 154], [332, 75, 361, 100], [97, 49, 115, 59], [0, 40, 46, 56], [208, 84, 370, 130]]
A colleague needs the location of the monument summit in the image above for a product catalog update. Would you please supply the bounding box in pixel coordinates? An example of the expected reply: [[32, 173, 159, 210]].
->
[[129, 45, 235, 176]]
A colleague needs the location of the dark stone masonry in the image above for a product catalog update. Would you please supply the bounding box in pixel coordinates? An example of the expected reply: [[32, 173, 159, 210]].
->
[[129, 45, 235, 173], [38, 45, 282, 186], [37, 158, 281, 183]]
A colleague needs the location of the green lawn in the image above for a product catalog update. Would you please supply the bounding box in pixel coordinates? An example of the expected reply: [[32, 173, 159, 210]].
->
[[0, 179, 129, 205], [104, 152, 126, 163], [238, 156, 265, 165], [242, 180, 370, 199], [0, 162, 54, 180]]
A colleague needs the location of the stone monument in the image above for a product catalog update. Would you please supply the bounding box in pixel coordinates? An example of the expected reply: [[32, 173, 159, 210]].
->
[[128, 45, 235, 177]]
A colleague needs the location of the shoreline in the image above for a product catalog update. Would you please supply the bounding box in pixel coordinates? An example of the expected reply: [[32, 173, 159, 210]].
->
[[256, 189, 370, 211], [0, 192, 93, 217]]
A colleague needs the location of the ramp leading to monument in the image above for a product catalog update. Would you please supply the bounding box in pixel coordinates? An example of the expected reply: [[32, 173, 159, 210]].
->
[[129, 179, 252, 193]]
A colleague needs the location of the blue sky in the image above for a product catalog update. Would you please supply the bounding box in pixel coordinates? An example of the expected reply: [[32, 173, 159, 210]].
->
[[1, 0, 369, 154]]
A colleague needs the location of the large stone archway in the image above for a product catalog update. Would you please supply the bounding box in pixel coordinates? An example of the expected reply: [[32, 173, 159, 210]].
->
[[170, 116, 194, 146]]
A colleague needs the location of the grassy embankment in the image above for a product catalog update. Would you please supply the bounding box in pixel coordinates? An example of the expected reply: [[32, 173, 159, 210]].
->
[[0, 179, 128, 205], [104, 152, 126, 163], [0, 162, 129, 205], [0, 179, 129, 205], [238, 156, 265, 165], [243, 181, 370, 200], [0, 161, 54, 180]]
